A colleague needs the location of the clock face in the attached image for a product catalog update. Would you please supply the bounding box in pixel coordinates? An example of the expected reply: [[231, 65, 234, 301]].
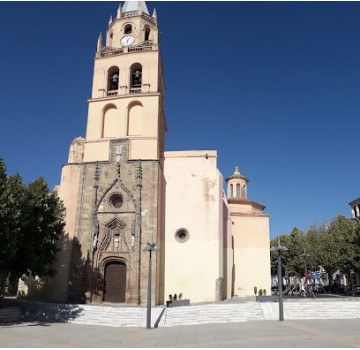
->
[[121, 35, 134, 47]]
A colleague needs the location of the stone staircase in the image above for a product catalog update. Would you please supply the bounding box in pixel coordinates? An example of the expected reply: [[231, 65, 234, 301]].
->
[[68, 304, 163, 327], [0, 299, 164, 328], [1, 298, 360, 327], [283, 299, 360, 320], [0, 301, 23, 325], [159, 303, 263, 327]]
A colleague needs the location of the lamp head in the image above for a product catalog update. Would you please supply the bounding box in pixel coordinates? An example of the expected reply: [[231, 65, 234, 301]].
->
[[144, 240, 160, 252]]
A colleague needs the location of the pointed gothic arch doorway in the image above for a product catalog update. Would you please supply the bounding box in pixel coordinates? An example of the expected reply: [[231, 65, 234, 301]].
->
[[103, 261, 127, 303]]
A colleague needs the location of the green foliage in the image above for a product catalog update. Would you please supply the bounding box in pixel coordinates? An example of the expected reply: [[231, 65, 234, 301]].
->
[[0, 158, 65, 296], [272, 215, 360, 283], [270, 228, 306, 276], [0, 162, 24, 277], [330, 216, 360, 276]]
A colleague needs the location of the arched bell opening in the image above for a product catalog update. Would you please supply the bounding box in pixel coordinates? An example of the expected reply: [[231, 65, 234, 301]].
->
[[144, 25, 151, 42], [107, 66, 120, 95], [236, 183, 240, 198], [130, 63, 142, 93], [108, 31, 113, 47], [124, 24, 132, 34], [229, 184, 233, 198]]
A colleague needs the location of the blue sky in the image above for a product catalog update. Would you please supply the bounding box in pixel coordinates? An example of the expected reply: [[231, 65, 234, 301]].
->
[[1, 1, 359, 238]]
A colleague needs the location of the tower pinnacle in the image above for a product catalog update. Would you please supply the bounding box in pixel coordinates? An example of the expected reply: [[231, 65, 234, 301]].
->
[[234, 166, 240, 177]]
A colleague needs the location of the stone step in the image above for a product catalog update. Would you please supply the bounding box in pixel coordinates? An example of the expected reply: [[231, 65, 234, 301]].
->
[[0, 307, 24, 324], [2, 298, 360, 327], [161, 303, 264, 326]]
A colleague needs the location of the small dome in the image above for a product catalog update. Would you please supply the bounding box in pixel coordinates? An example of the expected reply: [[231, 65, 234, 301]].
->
[[225, 165, 249, 184]]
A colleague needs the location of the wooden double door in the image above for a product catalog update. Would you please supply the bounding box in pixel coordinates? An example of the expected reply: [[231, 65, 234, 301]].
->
[[103, 261, 126, 303]]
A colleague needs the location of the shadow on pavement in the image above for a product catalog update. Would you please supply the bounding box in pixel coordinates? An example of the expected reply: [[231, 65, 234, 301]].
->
[[0, 298, 83, 326]]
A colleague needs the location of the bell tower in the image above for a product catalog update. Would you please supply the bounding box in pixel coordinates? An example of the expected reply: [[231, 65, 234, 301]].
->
[[84, 1, 165, 162], [55, 1, 166, 306]]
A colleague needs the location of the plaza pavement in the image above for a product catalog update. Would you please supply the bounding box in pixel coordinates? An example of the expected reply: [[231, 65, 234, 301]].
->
[[1, 319, 360, 347]]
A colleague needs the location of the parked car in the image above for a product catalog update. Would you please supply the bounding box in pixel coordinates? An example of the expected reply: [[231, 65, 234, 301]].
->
[[323, 283, 349, 294], [330, 284, 350, 295], [352, 284, 360, 295]]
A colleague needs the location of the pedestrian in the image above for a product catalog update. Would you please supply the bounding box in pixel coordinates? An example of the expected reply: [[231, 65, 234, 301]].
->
[[301, 282, 307, 297], [309, 284, 316, 297]]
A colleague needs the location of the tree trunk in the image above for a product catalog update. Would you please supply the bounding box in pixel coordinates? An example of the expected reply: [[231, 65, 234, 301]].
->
[[0, 272, 8, 300]]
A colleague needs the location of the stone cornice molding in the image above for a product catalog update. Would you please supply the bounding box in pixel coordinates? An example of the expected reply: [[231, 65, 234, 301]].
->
[[227, 198, 266, 211]]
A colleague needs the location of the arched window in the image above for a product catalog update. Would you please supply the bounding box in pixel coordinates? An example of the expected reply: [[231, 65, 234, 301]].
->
[[130, 63, 142, 93], [236, 184, 240, 198], [124, 24, 132, 34], [230, 184, 233, 198], [144, 26, 151, 41], [107, 66, 119, 95], [108, 32, 113, 46]]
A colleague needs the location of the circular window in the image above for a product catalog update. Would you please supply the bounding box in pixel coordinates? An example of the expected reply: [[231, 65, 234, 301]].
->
[[175, 228, 190, 243], [110, 193, 123, 209]]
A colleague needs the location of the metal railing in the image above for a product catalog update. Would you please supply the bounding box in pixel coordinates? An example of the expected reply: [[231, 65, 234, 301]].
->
[[130, 88, 142, 94], [101, 47, 124, 57]]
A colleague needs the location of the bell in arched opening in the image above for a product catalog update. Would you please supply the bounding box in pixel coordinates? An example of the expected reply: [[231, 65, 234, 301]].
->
[[132, 69, 142, 87], [110, 73, 119, 90]]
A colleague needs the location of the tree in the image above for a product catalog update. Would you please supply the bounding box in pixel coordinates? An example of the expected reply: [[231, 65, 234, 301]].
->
[[331, 216, 360, 284], [284, 227, 307, 275], [314, 216, 357, 284], [305, 222, 326, 273], [271, 215, 360, 286], [0, 158, 65, 298], [270, 228, 306, 276], [17, 177, 65, 278], [0, 160, 24, 297]]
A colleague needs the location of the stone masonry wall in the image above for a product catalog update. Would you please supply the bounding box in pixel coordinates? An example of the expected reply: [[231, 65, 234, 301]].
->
[[69, 139, 162, 305]]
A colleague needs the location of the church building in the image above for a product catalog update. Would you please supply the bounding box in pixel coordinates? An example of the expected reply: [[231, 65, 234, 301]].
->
[[49, 2, 271, 305]]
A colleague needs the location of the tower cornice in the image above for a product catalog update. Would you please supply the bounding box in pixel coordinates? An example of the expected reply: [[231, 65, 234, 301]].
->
[[87, 92, 161, 104], [227, 198, 266, 211], [96, 42, 158, 60]]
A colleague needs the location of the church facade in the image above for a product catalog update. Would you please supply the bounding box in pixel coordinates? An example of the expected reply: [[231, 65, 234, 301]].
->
[[49, 2, 271, 305]]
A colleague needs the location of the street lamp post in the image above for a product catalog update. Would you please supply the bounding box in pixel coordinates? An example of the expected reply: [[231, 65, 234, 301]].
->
[[270, 237, 288, 322], [144, 240, 159, 329], [300, 250, 310, 277]]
